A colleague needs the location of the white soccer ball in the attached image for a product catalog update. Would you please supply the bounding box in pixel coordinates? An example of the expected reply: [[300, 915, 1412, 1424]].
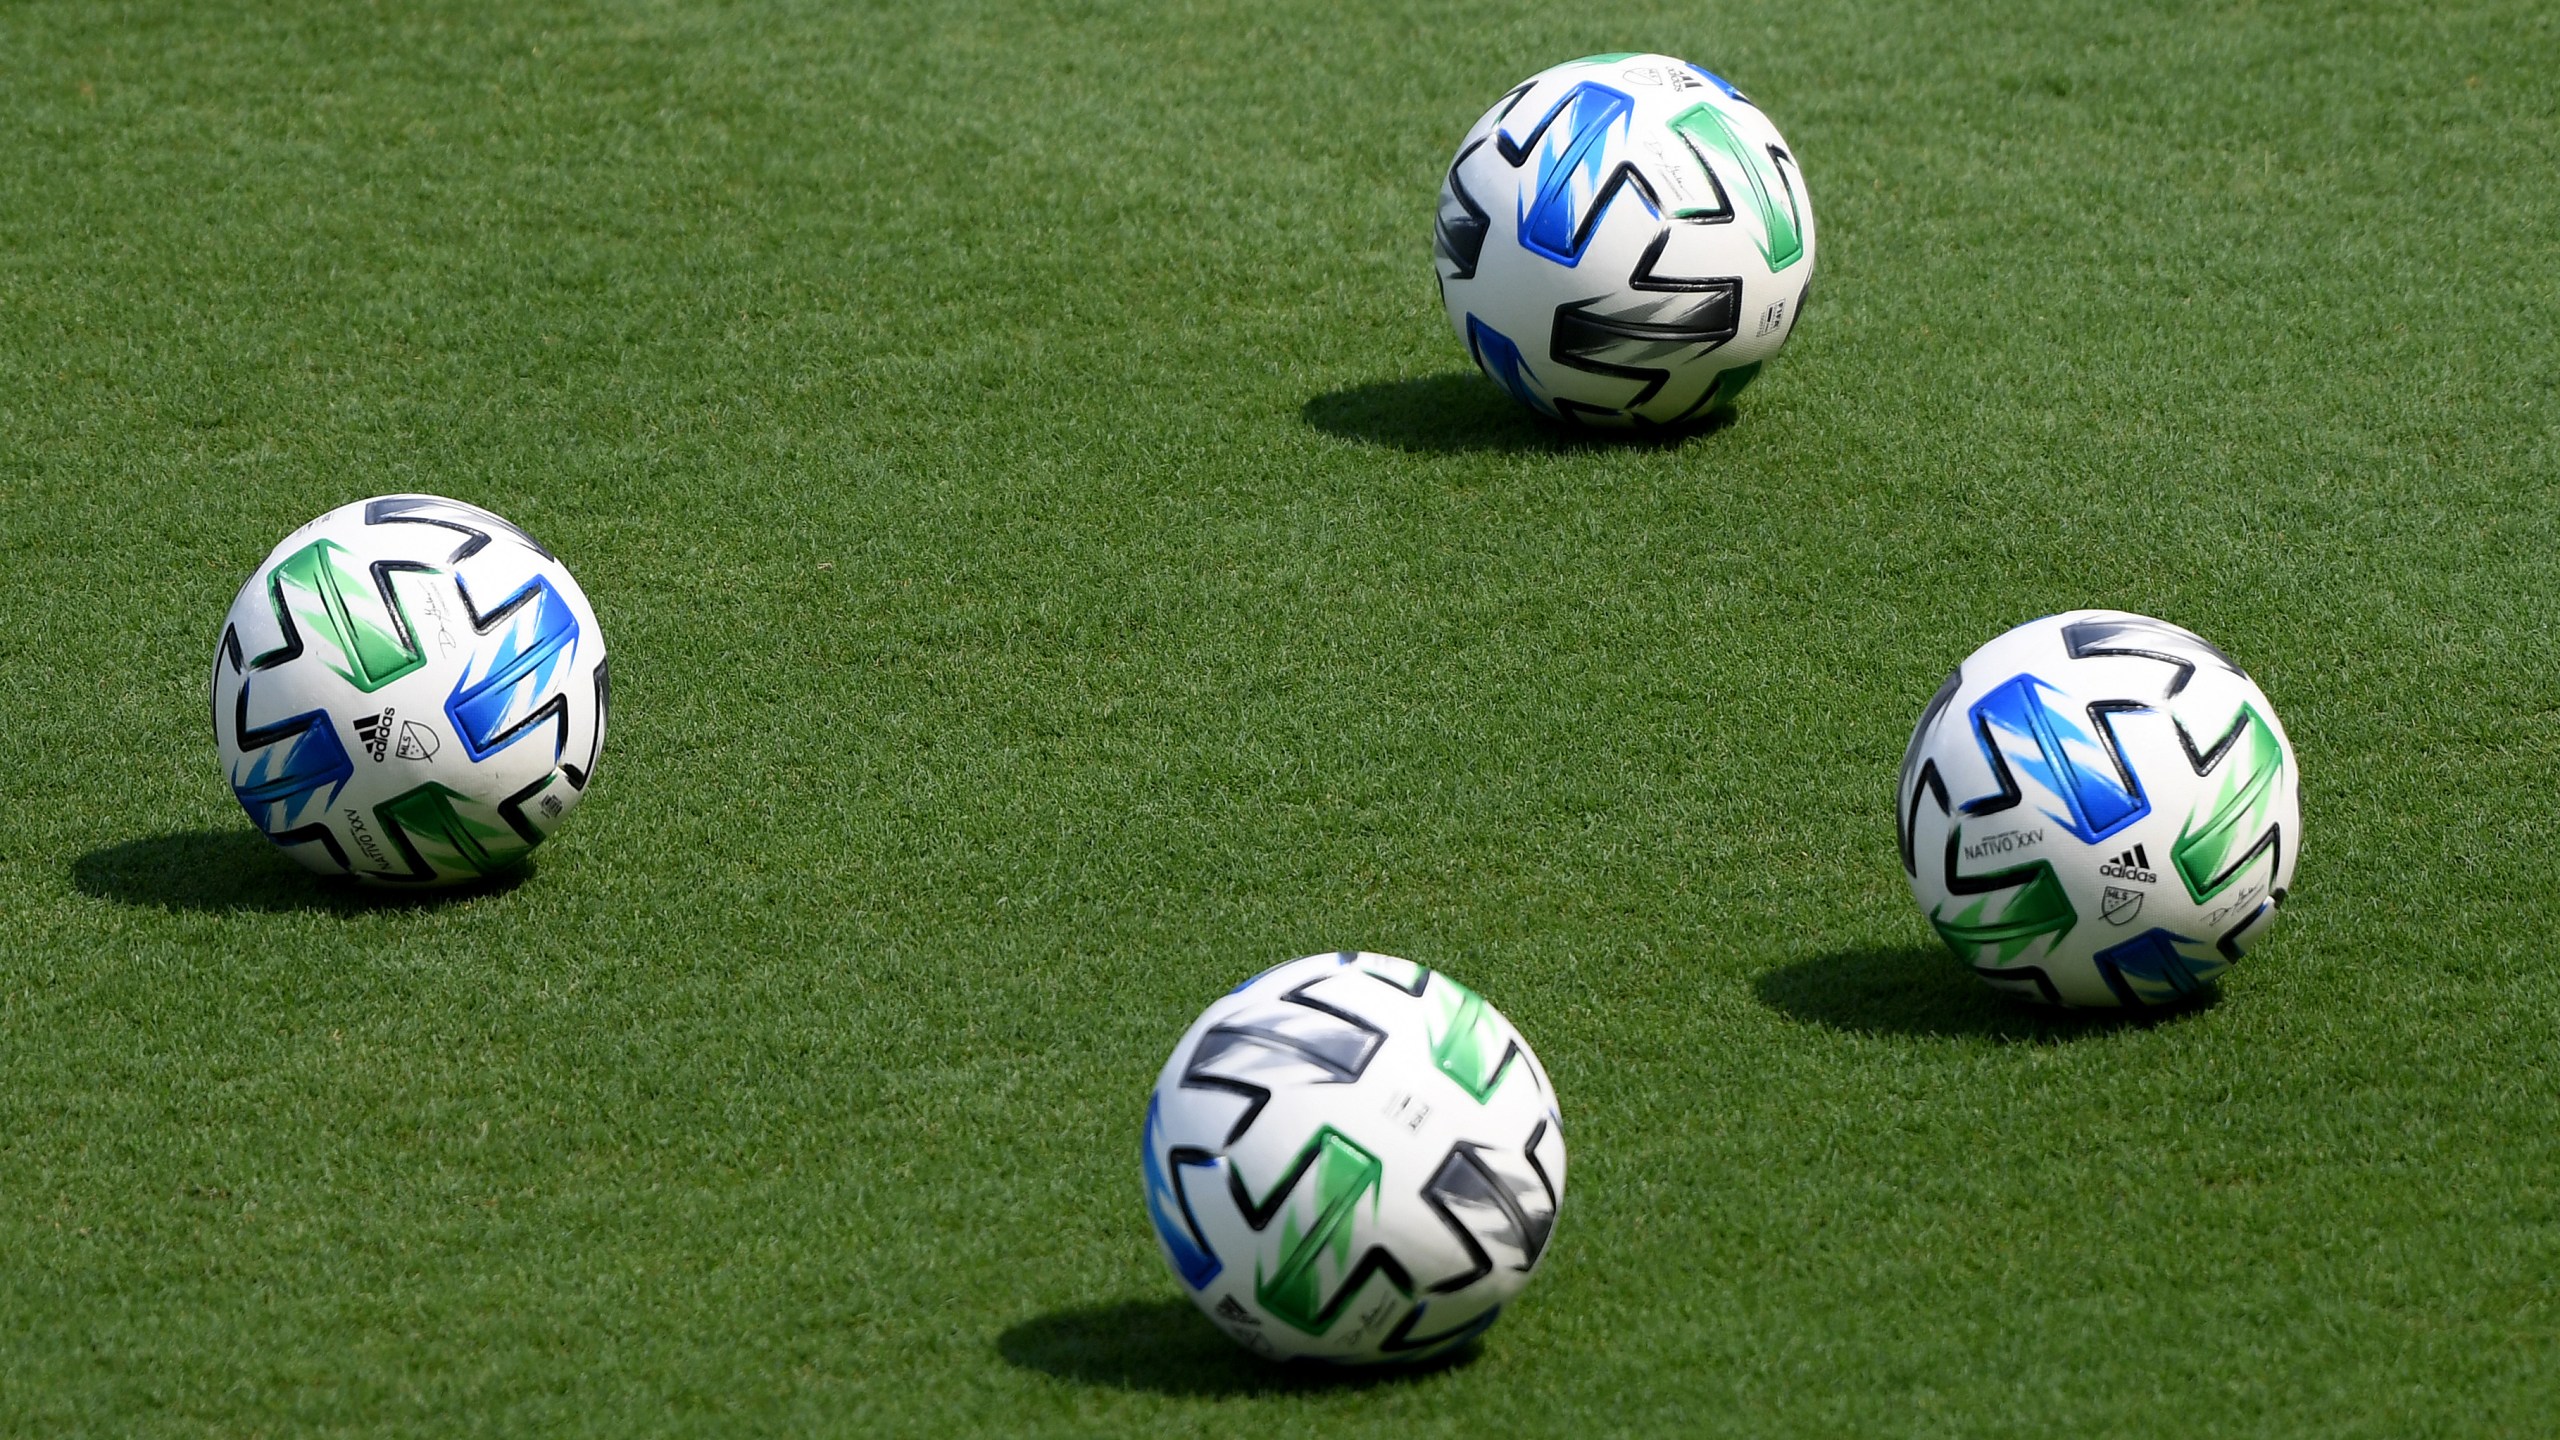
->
[[211, 495, 608, 887], [1142, 952, 1566, 1364], [1897, 611, 2301, 1008], [1434, 53, 1817, 427]]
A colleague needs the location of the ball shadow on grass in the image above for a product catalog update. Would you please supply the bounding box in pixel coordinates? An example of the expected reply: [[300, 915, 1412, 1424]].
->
[[1299, 373, 1734, 455], [996, 1297, 1480, 1398], [1754, 944, 2221, 1042], [70, 828, 529, 916]]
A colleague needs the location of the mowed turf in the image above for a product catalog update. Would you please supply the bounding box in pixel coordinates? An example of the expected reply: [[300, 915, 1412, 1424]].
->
[[3, 0, 2558, 1432]]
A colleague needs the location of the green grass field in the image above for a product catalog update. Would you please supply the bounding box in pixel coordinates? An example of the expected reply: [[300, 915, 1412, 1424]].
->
[[6, 0, 2559, 1432]]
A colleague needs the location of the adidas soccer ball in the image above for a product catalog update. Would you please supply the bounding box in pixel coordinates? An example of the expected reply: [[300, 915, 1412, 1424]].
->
[[1897, 611, 2300, 1008], [211, 495, 608, 886], [1143, 952, 1566, 1364], [1434, 54, 1817, 427]]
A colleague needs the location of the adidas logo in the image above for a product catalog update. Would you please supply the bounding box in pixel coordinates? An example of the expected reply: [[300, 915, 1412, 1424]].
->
[[1213, 1296, 1261, 1327], [2098, 843, 2157, 884], [353, 709, 395, 763]]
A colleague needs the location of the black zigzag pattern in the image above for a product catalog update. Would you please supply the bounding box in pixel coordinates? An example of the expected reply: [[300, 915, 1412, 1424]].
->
[[1435, 142, 1491, 281], [2062, 617, 2242, 699], [364, 495, 554, 562], [1419, 1119, 1561, 1294], [1178, 963, 1386, 1146], [1897, 664, 1964, 876], [1547, 229, 1742, 417]]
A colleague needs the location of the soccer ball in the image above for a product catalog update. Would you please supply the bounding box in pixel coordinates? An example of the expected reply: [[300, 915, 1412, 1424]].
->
[[1897, 611, 2300, 1008], [1143, 952, 1566, 1364], [1434, 53, 1817, 427], [211, 495, 608, 886]]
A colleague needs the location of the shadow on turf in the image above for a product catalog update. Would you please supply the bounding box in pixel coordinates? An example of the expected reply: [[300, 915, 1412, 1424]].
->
[[70, 828, 529, 915], [997, 1297, 1480, 1396], [1300, 373, 1734, 454], [1754, 944, 2220, 1042]]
